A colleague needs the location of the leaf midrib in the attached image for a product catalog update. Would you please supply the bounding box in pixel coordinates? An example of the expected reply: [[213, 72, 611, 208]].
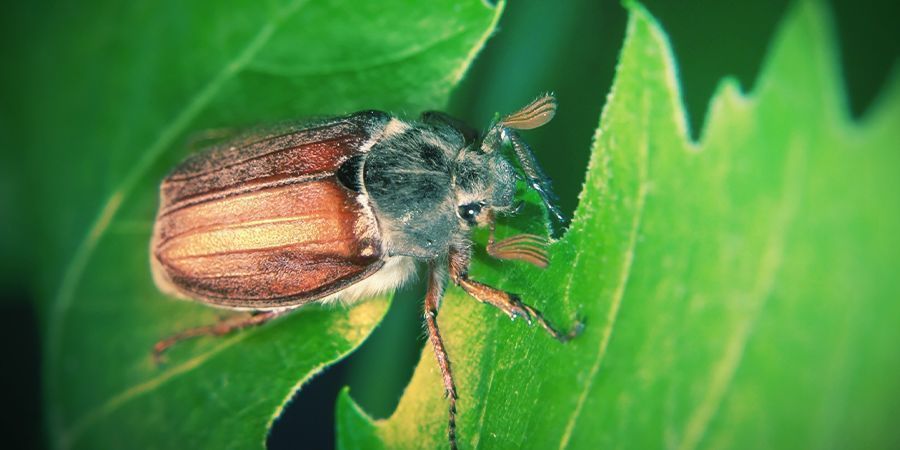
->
[[675, 135, 805, 450]]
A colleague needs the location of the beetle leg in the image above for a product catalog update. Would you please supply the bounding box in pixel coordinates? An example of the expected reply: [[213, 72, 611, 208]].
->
[[423, 260, 459, 450], [450, 247, 582, 343], [153, 310, 286, 363]]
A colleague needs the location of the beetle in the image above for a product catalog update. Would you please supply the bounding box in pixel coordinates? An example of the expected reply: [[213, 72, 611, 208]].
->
[[150, 93, 581, 450]]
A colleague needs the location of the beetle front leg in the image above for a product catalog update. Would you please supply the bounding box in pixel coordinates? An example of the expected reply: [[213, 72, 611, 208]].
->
[[423, 260, 459, 450], [153, 310, 287, 362], [450, 247, 582, 343]]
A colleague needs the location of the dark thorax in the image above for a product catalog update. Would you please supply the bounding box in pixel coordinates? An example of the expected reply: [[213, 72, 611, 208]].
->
[[363, 120, 466, 258]]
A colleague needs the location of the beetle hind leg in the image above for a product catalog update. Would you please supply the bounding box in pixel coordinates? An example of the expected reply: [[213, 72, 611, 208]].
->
[[153, 310, 286, 363]]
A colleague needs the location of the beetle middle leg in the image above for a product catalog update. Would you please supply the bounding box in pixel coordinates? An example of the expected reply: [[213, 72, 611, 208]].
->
[[153, 310, 287, 362], [423, 261, 459, 450], [450, 247, 581, 343]]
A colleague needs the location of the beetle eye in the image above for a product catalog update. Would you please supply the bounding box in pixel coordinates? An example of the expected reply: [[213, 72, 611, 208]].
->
[[457, 202, 482, 225]]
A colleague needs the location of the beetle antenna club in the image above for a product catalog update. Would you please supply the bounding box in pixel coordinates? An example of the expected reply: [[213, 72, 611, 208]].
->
[[150, 93, 581, 450]]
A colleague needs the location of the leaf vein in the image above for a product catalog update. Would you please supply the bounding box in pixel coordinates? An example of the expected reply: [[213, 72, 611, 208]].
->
[[676, 136, 805, 450]]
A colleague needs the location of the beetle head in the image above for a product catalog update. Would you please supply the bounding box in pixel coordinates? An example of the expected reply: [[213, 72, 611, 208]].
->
[[452, 147, 516, 228]]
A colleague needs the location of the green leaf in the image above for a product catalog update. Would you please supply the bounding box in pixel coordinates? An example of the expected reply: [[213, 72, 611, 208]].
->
[[29, 1, 503, 449], [337, 2, 900, 450]]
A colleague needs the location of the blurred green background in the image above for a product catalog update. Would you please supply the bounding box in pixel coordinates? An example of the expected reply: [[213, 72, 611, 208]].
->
[[0, 0, 897, 449]]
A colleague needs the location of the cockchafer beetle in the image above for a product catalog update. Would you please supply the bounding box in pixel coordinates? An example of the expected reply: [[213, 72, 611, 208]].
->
[[150, 93, 582, 450]]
